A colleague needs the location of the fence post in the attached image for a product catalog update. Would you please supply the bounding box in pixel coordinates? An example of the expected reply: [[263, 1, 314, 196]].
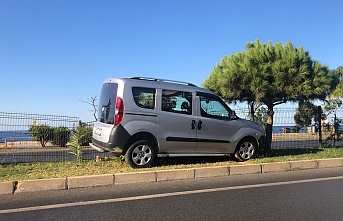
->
[[317, 106, 322, 146], [334, 113, 338, 147]]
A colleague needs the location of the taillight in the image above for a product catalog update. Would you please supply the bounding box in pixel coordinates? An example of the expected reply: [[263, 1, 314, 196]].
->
[[114, 97, 124, 126]]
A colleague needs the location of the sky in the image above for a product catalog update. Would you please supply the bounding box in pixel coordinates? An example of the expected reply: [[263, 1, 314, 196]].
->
[[1, 0, 342, 122]]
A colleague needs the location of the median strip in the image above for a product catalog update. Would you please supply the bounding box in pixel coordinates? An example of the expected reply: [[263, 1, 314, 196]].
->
[[1, 158, 343, 195]]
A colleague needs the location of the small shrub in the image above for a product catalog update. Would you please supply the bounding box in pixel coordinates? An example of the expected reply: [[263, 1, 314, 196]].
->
[[114, 155, 125, 163], [52, 126, 71, 147], [29, 120, 53, 147], [69, 128, 83, 162], [76, 122, 93, 146]]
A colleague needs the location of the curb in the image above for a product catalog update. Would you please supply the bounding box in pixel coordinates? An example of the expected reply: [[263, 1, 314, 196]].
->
[[1, 158, 343, 195], [68, 174, 114, 189], [15, 178, 67, 193]]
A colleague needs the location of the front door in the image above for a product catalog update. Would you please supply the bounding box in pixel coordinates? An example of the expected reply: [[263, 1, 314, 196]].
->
[[195, 92, 237, 153]]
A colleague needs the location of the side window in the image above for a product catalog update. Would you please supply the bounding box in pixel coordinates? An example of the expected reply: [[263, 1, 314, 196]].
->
[[198, 93, 230, 120], [162, 90, 192, 115], [132, 87, 156, 109]]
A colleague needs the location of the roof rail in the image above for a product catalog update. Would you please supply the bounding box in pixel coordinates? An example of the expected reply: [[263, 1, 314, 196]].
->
[[130, 77, 197, 87]]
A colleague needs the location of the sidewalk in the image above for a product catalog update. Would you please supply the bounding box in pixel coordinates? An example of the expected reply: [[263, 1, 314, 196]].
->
[[1, 158, 342, 195]]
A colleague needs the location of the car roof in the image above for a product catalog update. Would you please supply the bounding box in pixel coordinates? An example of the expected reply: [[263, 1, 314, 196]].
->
[[103, 77, 215, 94]]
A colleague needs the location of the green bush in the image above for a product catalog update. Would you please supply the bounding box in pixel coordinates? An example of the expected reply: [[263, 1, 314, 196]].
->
[[69, 126, 84, 162], [68, 122, 93, 161], [29, 121, 53, 147], [76, 122, 93, 146], [52, 126, 71, 147]]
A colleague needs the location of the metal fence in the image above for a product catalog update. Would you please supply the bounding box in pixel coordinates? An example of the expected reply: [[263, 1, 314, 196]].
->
[[0, 108, 342, 164], [0, 112, 110, 164], [234, 107, 343, 149]]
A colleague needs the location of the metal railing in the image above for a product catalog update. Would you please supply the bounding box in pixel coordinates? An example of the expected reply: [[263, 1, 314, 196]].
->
[[1, 108, 342, 164], [0, 112, 110, 164]]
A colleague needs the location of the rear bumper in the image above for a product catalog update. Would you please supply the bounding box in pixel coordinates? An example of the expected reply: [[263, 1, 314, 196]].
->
[[89, 143, 105, 152], [90, 124, 131, 156]]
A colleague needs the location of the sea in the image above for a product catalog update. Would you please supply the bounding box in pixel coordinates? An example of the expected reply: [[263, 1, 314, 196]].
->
[[0, 130, 32, 143], [272, 126, 308, 134]]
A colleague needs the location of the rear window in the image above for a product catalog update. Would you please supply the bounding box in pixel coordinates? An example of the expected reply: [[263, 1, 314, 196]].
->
[[132, 87, 156, 109], [98, 83, 118, 124]]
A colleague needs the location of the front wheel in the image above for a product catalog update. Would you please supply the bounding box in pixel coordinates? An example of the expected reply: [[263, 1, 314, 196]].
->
[[125, 140, 157, 168], [234, 138, 257, 162]]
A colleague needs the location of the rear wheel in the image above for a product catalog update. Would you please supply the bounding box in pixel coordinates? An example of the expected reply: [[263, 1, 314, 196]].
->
[[234, 138, 257, 162], [125, 140, 156, 168]]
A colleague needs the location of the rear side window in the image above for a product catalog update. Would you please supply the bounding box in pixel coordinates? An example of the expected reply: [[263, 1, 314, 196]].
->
[[98, 83, 118, 124], [132, 87, 156, 109], [162, 90, 192, 115]]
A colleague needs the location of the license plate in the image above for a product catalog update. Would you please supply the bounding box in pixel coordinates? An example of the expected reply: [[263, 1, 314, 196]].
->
[[94, 128, 102, 136]]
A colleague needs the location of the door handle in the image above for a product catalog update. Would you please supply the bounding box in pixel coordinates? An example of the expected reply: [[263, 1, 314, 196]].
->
[[191, 120, 196, 130], [198, 120, 202, 130]]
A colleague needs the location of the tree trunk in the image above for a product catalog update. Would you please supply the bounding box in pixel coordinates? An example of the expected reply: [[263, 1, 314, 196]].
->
[[249, 102, 255, 121], [264, 106, 274, 154]]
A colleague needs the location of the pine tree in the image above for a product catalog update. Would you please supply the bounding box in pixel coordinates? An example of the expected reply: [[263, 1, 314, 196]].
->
[[203, 40, 337, 153]]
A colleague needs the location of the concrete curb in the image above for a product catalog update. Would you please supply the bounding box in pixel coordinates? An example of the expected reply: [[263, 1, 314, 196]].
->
[[1, 158, 343, 195], [157, 169, 194, 182], [230, 164, 261, 175], [68, 174, 114, 189], [194, 166, 230, 178], [261, 162, 291, 173], [290, 160, 318, 170], [15, 178, 67, 193], [317, 158, 343, 168], [0, 181, 15, 195], [115, 171, 157, 185]]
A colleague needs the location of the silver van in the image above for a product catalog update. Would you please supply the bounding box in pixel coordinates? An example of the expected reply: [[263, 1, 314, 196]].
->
[[90, 77, 265, 168]]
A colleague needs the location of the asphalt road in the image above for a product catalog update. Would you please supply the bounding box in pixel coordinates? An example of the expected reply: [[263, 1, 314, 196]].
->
[[1, 167, 343, 221]]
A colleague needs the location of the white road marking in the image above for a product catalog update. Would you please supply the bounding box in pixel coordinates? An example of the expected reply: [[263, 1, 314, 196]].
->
[[1, 176, 343, 214]]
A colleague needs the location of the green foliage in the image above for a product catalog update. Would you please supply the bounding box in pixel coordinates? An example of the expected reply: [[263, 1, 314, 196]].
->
[[254, 106, 268, 128], [203, 39, 335, 106], [113, 155, 125, 163], [329, 66, 343, 98], [294, 101, 316, 130], [52, 126, 71, 147], [323, 98, 342, 115], [292, 125, 302, 133], [68, 121, 93, 161], [322, 98, 343, 147], [68, 128, 84, 162], [75, 121, 93, 146], [203, 39, 336, 150], [29, 121, 53, 147], [138, 93, 154, 108]]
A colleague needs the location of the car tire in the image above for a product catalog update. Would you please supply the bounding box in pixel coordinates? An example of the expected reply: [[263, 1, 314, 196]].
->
[[125, 140, 156, 168], [234, 138, 257, 162]]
